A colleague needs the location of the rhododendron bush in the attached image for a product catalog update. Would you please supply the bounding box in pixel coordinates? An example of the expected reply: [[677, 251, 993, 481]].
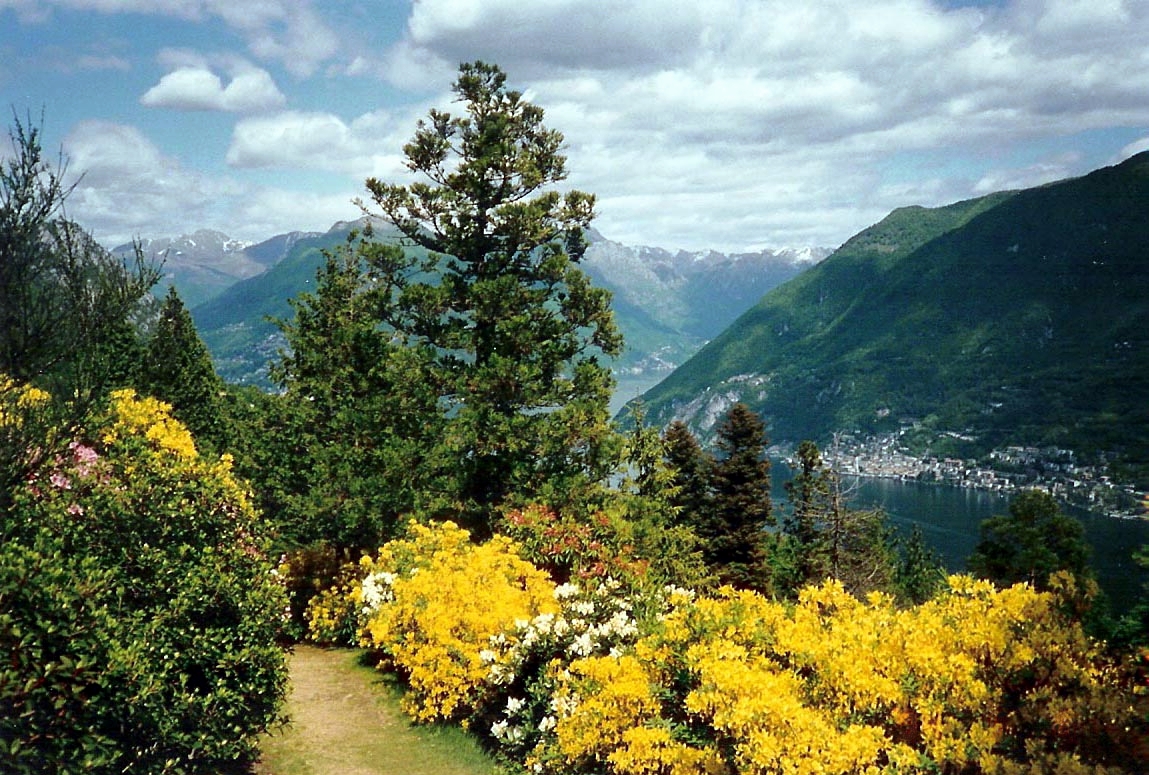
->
[[308, 520, 1146, 774], [309, 520, 559, 722], [1, 387, 288, 773]]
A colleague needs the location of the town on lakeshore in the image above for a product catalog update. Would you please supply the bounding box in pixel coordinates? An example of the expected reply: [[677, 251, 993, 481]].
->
[[816, 429, 1149, 521]]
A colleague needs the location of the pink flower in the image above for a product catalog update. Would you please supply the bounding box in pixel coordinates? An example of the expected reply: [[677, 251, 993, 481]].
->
[[49, 471, 71, 490], [69, 441, 99, 477], [66, 503, 84, 516]]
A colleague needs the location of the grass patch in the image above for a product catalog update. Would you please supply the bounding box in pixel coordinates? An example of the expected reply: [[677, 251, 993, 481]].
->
[[254, 645, 499, 775]]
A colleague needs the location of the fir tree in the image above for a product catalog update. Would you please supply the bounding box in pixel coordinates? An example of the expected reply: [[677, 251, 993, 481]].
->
[[707, 403, 773, 589], [139, 286, 224, 451], [662, 420, 712, 533]]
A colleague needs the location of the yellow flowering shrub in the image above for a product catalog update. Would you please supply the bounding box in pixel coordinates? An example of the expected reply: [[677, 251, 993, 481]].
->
[[0, 376, 50, 425], [99, 388, 198, 459], [304, 568, 362, 645], [538, 577, 1143, 775], [353, 521, 558, 722]]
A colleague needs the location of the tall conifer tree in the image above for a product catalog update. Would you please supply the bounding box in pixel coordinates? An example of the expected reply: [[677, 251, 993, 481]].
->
[[663, 420, 712, 532], [358, 61, 623, 528], [708, 403, 773, 589], [139, 286, 224, 450]]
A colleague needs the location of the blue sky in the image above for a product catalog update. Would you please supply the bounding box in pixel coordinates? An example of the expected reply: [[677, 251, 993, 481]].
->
[[2, 0, 1148, 252]]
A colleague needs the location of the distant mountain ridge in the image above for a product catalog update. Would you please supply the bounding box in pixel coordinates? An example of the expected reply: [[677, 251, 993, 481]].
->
[[176, 220, 827, 387], [582, 230, 830, 372], [114, 228, 321, 308], [637, 152, 1149, 475]]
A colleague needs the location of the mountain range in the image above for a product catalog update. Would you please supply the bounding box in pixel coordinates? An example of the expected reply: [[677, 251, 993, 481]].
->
[[146, 221, 825, 387], [126, 153, 1149, 481], [113, 228, 321, 308], [637, 151, 1149, 477]]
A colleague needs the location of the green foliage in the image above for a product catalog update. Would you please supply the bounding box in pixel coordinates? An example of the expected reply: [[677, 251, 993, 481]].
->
[[969, 489, 1092, 591], [778, 440, 902, 599], [783, 440, 836, 583], [0, 115, 157, 401], [1, 390, 288, 773], [705, 403, 773, 590], [356, 61, 623, 530], [271, 236, 442, 549], [662, 420, 712, 533], [893, 524, 947, 605], [0, 536, 122, 773], [1111, 544, 1149, 647], [139, 286, 227, 453]]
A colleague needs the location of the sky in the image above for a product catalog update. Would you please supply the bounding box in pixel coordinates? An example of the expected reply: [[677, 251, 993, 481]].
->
[[2, 0, 1148, 253]]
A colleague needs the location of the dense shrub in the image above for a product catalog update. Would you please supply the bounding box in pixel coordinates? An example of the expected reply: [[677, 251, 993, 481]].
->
[[500, 503, 709, 591], [309, 520, 558, 722], [1, 388, 288, 773], [305, 511, 1147, 775], [541, 576, 1145, 775]]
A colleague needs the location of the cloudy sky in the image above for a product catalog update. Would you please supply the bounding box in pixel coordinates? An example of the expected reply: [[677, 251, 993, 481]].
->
[[2, 0, 1148, 252]]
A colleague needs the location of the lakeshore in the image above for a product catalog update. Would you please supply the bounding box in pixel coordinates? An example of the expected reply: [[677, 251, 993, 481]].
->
[[817, 430, 1149, 520]]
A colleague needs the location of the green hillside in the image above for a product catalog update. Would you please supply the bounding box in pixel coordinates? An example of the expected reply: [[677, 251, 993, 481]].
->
[[191, 222, 373, 385], [639, 152, 1149, 476]]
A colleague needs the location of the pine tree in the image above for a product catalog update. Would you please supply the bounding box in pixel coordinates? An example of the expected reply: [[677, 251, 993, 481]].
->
[[708, 403, 773, 589], [139, 286, 224, 451], [663, 420, 712, 532], [357, 61, 623, 529]]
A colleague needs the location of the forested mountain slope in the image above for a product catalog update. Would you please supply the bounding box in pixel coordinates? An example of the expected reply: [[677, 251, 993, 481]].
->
[[638, 152, 1149, 475]]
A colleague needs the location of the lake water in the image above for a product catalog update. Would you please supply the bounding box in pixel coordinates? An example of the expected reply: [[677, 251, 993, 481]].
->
[[610, 373, 668, 417], [772, 465, 1149, 614]]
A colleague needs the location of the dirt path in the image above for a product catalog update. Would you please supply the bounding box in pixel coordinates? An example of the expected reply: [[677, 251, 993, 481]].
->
[[254, 646, 497, 775]]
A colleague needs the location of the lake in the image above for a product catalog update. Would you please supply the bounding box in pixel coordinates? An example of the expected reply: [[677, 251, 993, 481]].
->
[[771, 465, 1149, 614], [610, 373, 668, 417]]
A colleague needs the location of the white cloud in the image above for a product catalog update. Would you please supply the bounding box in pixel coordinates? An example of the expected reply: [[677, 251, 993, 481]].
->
[[1117, 137, 1149, 161], [9, 0, 341, 75], [62, 121, 244, 245], [59, 120, 364, 246], [14, 0, 1149, 252], [141, 65, 286, 112], [972, 153, 1082, 194], [229, 188, 362, 241], [370, 0, 1149, 249], [226, 109, 413, 179]]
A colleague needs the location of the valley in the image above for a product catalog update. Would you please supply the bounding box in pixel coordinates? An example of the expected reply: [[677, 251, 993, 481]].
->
[[141, 154, 1149, 509]]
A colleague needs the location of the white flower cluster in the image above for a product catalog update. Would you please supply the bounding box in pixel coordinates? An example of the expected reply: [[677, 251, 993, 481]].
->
[[489, 578, 641, 680], [490, 695, 540, 746], [359, 570, 396, 618], [482, 578, 648, 754]]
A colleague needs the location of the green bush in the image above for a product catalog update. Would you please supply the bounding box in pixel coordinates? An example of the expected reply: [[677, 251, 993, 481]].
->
[[1, 389, 288, 773]]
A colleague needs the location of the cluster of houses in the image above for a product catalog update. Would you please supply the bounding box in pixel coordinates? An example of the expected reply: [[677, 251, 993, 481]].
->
[[820, 431, 1148, 519]]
